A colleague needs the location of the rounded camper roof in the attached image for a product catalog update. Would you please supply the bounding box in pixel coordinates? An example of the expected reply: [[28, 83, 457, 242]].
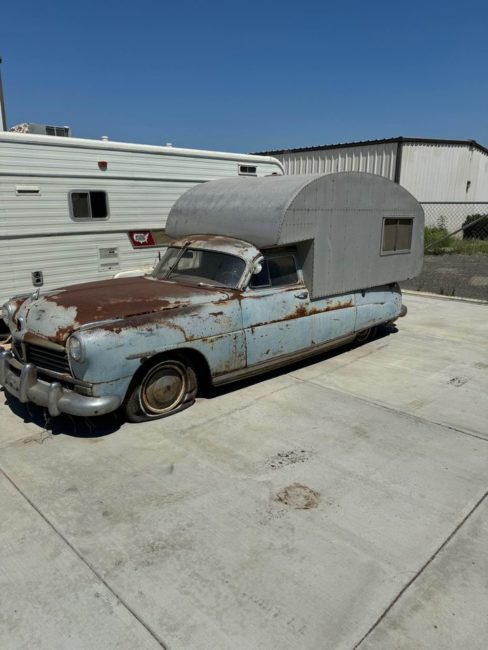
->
[[166, 172, 422, 248]]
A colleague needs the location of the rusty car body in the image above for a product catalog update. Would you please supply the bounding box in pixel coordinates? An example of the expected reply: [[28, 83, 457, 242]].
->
[[0, 173, 424, 422]]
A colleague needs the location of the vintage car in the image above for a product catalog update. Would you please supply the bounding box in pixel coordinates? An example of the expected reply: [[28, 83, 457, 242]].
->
[[0, 173, 424, 422]]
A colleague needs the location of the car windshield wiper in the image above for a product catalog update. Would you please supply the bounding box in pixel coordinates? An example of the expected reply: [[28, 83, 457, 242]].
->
[[161, 242, 191, 280]]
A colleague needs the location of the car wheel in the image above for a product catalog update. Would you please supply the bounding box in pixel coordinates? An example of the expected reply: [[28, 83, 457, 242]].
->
[[355, 326, 377, 344], [124, 355, 197, 423]]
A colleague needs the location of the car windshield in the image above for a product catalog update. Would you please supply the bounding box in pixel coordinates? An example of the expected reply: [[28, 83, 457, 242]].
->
[[152, 247, 246, 289]]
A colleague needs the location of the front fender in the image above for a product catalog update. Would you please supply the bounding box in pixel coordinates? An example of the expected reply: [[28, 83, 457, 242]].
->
[[71, 301, 245, 384]]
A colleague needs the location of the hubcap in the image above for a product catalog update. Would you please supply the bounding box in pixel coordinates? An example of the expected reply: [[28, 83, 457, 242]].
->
[[139, 362, 187, 415], [356, 328, 371, 343]]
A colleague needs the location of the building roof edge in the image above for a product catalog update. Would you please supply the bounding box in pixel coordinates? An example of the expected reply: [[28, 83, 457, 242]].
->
[[253, 137, 488, 157]]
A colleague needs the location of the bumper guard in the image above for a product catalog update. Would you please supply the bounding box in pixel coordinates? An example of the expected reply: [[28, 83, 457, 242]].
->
[[0, 348, 121, 417]]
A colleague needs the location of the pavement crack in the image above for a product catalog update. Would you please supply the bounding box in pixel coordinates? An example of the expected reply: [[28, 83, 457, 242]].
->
[[176, 382, 292, 436], [352, 488, 488, 649], [0, 465, 171, 650], [289, 374, 488, 443]]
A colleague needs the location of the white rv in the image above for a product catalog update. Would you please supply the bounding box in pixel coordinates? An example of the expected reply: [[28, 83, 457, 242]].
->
[[0, 129, 283, 332]]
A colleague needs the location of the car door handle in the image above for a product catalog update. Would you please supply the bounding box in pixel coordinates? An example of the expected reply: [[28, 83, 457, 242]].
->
[[294, 291, 308, 300]]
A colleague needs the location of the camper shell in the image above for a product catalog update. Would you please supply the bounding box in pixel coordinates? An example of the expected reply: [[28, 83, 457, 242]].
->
[[167, 171, 424, 298], [0, 172, 423, 423]]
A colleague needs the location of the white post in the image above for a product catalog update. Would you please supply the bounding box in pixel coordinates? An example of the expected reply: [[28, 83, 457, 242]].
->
[[0, 57, 7, 131]]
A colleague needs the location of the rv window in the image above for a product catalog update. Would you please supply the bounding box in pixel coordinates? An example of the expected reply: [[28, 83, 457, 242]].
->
[[90, 191, 108, 219], [238, 165, 257, 176], [70, 191, 109, 220], [382, 218, 413, 253]]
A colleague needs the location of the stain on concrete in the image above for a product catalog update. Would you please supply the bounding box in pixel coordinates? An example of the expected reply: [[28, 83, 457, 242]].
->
[[267, 449, 314, 470], [448, 376, 470, 387], [275, 483, 320, 509]]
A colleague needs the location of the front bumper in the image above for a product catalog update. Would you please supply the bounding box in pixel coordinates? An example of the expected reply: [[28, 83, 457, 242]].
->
[[0, 349, 121, 417]]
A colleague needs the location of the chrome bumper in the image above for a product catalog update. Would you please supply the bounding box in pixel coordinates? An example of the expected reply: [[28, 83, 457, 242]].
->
[[0, 349, 121, 417]]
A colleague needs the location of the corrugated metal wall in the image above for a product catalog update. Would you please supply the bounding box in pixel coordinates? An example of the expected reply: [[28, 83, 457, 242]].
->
[[273, 141, 488, 203], [271, 140, 488, 229], [275, 142, 398, 179], [400, 143, 488, 202]]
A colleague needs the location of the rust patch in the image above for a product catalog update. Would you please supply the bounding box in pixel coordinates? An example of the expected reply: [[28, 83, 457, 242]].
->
[[283, 305, 307, 320], [250, 299, 353, 329], [309, 300, 353, 315], [23, 330, 66, 350], [209, 311, 224, 317], [34, 276, 238, 343], [275, 483, 320, 509], [43, 276, 201, 327]]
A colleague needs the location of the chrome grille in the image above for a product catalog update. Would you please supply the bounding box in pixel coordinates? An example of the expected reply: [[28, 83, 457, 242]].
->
[[25, 343, 71, 375], [12, 339, 24, 361]]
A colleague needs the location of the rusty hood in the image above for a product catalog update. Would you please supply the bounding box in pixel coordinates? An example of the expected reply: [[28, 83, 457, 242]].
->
[[16, 276, 234, 344]]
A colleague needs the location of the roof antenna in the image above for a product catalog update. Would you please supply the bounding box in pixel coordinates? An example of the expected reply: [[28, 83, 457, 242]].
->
[[0, 57, 7, 131]]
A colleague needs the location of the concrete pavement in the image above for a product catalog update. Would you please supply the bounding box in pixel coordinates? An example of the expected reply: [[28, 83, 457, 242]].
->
[[1, 293, 487, 649]]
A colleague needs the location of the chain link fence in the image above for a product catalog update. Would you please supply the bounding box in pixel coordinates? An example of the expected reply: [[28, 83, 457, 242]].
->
[[421, 202, 488, 254]]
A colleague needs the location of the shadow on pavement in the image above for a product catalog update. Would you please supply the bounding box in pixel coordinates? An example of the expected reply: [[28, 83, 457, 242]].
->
[[2, 389, 123, 438], [205, 323, 397, 399]]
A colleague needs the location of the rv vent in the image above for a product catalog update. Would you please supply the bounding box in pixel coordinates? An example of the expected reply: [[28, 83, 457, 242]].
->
[[9, 123, 71, 137], [45, 125, 70, 137], [16, 185, 40, 195]]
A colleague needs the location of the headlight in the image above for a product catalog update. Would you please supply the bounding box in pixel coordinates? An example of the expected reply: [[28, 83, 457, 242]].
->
[[67, 334, 85, 362], [2, 301, 17, 326]]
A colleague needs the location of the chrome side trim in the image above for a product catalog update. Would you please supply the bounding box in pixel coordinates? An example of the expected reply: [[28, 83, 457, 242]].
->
[[212, 333, 356, 386]]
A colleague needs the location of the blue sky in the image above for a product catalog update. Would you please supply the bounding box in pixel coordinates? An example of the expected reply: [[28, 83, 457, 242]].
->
[[1, 0, 487, 152]]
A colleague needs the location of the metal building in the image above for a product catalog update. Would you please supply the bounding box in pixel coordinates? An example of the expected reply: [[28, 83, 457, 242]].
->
[[256, 137, 488, 229]]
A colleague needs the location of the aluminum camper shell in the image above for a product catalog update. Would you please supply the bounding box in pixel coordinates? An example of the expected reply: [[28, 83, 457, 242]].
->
[[167, 172, 424, 299]]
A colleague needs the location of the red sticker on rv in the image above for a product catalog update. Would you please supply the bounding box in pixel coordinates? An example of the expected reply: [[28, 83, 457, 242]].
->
[[128, 230, 156, 247]]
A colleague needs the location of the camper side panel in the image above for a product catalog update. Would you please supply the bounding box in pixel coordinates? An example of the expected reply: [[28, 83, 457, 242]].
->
[[282, 173, 424, 298]]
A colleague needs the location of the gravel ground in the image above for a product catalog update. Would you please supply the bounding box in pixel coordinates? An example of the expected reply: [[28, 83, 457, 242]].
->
[[402, 254, 488, 300]]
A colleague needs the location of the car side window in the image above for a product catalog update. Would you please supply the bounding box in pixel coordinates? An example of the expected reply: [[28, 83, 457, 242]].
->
[[268, 255, 298, 286], [250, 254, 299, 289]]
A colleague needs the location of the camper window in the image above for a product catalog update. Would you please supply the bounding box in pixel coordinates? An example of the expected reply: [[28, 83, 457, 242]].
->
[[70, 191, 109, 220], [382, 218, 413, 254]]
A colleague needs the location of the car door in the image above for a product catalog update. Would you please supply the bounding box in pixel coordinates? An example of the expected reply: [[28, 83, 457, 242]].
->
[[240, 251, 312, 367], [309, 292, 356, 346]]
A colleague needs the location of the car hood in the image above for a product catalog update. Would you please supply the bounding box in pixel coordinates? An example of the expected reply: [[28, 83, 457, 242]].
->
[[15, 276, 235, 344]]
